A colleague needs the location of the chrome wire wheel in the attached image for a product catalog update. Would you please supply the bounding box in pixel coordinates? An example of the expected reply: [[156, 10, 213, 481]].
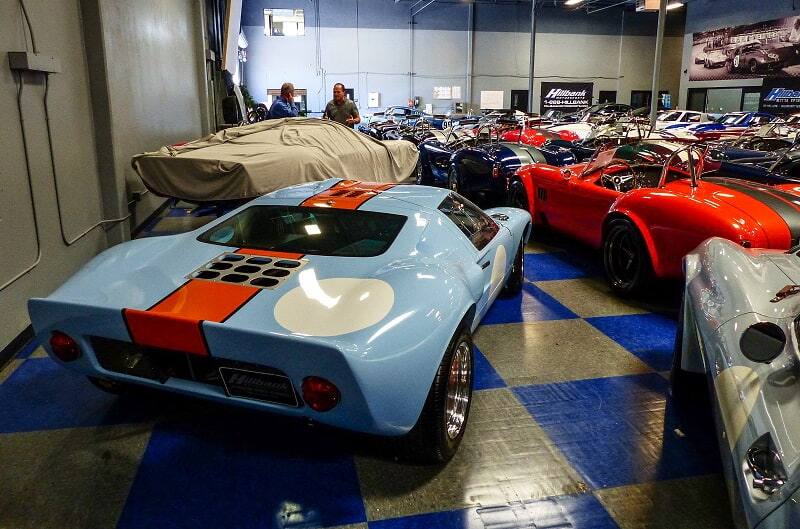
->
[[444, 339, 472, 440], [415, 159, 424, 185], [448, 169, 459, 193]]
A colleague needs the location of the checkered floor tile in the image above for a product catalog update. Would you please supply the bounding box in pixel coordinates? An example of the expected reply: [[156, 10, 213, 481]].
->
[[0, 218, 736, 528]]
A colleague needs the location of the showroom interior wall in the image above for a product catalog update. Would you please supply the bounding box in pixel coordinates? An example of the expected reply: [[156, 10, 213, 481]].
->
[[241, 0, 684, 114], [0, 0, 208, 351], [679, 0, 800, 105]]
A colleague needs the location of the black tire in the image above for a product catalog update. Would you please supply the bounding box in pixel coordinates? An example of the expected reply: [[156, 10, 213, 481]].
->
[[447, 167, 460, 194], [508, 181, 529, 212], [670, 297, 706, 404], [726, 60, 734, 73], [502, 242, 524, 297], [749, 59, 758, 74], [87, 376, 133, 395], [414, 158, 425, 185], [403, 326, 474, 463], [602, 218, 652, 296]]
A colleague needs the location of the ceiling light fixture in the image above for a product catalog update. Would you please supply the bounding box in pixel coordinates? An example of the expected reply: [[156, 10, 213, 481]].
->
[[666, 1, 684, 9], [565, 0, 584, 5]]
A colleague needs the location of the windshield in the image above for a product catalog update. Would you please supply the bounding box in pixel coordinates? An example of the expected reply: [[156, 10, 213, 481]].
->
[[659, 111, 682, 122], [199, 206, 407, 257], [583, 142, 682, 176], [718, 114, 745, 125]]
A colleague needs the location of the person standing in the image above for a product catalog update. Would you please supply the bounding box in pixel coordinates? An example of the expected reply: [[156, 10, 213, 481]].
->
[[268, 82, 299, 119], [324, 83, 360, 127]]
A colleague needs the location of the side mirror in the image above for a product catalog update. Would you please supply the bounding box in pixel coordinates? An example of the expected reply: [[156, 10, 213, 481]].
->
[[561, 168, 573, 179]]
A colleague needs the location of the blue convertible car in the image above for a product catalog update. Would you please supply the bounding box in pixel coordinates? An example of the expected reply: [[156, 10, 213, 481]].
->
[[416, 127, 577, 206], [28, 179, 530, 462]]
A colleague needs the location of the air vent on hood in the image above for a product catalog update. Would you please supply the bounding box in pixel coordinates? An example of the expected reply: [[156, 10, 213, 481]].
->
[[188, 253, 308, 290]]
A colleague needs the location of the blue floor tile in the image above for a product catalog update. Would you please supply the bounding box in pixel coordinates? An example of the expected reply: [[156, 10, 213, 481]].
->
[[117, 410, 366, 529], [523, 252, 599, 282], [369, 494, 619, 529], [473, 345, 506, 391], [0, 358, 161, 433], [481, 282, 577, 325], [513, 373, 719, 489], [587, 314, 677, 372], [166, 207, 192, 217]]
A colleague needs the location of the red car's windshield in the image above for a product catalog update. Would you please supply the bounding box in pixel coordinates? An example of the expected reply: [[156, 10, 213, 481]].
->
[[582, 142, 682, 177]]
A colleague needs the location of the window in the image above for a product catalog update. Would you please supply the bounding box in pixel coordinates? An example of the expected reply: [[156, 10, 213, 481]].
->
[[198, 206, 406, 257], [264, 9, 305, 37], [438, 194, 499, 251]]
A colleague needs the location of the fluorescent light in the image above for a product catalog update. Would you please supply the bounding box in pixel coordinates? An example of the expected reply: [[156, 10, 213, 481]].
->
[[666, 1, 684, 9], [565, 0, 584, 5], [304, 224, 321, 235]]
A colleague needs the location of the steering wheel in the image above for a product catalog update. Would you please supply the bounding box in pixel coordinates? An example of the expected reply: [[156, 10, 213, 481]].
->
[[600, 160, 639, 192]]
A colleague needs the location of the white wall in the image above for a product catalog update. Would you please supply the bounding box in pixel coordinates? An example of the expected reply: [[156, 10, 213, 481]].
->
[[242, 2, 684, 115], [1, 0, 208, 349]]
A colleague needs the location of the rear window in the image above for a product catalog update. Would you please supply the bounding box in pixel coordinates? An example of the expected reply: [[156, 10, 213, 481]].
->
[[198, 206, 407, 257]]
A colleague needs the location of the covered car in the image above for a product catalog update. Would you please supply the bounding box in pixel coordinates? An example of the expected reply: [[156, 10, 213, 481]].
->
[[28, 179, 531, 463], [131, 118, 419, 202]]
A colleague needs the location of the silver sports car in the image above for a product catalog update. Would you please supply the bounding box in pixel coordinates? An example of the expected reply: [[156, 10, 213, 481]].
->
[[672, 237, 800, 528]]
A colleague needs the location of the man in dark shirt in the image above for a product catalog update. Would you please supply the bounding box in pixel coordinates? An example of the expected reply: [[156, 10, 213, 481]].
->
[[268, 82, 299, 119], [324, 83, 360, 127]]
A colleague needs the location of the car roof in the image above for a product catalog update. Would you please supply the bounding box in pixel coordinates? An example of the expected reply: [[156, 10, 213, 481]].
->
[[260, 179, 453, 212]]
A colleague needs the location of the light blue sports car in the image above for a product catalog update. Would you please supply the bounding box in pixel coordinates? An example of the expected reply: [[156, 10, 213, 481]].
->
[[28, 179, 530, 462]]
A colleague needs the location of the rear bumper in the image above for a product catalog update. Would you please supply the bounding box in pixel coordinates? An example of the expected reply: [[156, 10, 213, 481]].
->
[[39, 332, 415, 436], [28, 296, 430, 436]]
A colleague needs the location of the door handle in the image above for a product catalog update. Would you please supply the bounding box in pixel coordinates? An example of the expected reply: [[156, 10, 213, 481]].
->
[[480, 261, 491, 269]]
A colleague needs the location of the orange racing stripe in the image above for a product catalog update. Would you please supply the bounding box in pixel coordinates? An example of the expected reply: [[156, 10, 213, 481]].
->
[[300, 180, 396, 210], [124, 279, 259, 356]]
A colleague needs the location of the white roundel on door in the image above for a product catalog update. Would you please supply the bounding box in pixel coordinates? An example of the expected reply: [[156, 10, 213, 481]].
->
[[274, 270, 395, 336]]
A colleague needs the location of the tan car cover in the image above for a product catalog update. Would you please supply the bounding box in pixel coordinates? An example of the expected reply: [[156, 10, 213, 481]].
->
[[131, 118, 419, 201]]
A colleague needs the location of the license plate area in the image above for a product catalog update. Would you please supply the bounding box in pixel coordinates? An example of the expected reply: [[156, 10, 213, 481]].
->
[[219, 367, 299, 407]]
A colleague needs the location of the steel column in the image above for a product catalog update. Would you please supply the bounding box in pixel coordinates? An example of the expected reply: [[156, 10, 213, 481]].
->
[[648, 0, 667, 133], [528, 0, 536, 113]]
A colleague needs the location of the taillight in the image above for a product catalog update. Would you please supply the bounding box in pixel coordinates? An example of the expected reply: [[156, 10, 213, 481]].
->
[[492, 166, 501, 179], [49, 331, 81, 362], [302, 376, 340, 412]]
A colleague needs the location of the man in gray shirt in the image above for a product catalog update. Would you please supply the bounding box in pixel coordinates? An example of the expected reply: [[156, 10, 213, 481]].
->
[[324, 83, 360, 127]]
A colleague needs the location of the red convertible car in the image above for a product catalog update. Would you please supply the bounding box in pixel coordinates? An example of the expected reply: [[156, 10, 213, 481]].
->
[[512, 141, 800, 294], [500, 125, 579, 146]]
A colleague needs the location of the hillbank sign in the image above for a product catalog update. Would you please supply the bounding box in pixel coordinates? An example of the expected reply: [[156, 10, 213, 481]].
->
[[541, 82, 593, 112], [760, 78, 800, 113]]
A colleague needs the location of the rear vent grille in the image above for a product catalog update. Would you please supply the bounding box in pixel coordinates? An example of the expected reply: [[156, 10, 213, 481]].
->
[[188, 253, 307, 290]]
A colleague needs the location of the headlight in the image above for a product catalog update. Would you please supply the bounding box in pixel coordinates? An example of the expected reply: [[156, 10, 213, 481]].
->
[[768, 53, 779, 60], [741, 322, 785, 363]]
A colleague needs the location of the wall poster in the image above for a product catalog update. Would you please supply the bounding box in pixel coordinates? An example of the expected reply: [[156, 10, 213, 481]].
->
[[540, 82, 593, 113], [690, 15, 800, 81]]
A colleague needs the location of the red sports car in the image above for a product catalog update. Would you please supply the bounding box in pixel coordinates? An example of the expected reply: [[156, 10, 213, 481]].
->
[[500, 126, 579, 146], [512, 141, 800, 294]]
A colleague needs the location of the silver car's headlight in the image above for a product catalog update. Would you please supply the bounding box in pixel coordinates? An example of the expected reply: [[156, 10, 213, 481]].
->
[[740, 321, 786, 363]]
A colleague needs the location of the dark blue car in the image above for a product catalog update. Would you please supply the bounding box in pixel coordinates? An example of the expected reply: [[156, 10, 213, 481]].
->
[[416, 131, 576, 207]]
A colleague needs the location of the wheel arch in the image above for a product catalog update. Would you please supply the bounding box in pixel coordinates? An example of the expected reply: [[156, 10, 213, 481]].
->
[[602, 209, 663, 276], [511, 167, 537, 219]]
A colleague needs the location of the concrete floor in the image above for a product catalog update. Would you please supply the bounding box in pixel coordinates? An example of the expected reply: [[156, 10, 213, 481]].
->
[[0, 203, 737, 529]]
